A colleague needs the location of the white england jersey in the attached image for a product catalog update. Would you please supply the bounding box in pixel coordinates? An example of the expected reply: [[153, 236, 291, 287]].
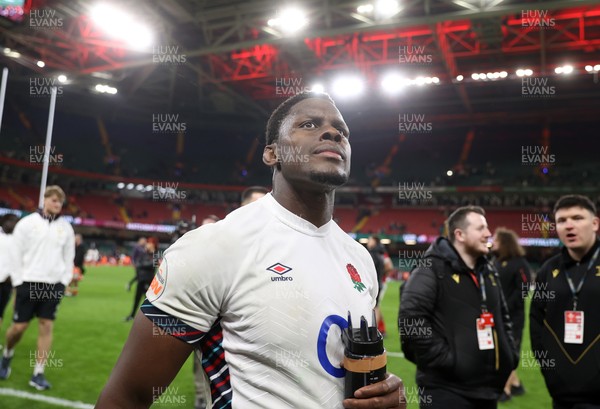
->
[[145, 193, 377, 408]]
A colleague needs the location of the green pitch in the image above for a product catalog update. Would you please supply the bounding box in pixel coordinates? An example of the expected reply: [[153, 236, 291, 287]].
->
[[0, 267, 551, 408]]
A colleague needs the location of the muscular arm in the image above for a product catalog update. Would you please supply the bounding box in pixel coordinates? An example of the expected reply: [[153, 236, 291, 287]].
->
[[96, 311, 193, 409]]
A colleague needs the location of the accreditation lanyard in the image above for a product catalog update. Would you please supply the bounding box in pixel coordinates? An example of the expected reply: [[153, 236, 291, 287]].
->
[[469, 270, 488, 313], [565, 247, 600, 311]]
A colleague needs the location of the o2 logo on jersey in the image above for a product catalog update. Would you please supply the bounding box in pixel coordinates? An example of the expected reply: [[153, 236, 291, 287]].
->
[[148, 258, 167, 302], [317, 315, 348, 378]]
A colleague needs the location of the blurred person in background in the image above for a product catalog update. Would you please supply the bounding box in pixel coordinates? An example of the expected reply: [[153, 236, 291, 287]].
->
[[124, 237, 157, 322], [171, 220, 195, 245], [400, 206, 518, 409], [0, 186, 75, 390], [200, 215, 219, 226], [530, 195, 600, 409], [0, 214, 19, 349], [240, 185, 269, 206], [367, 235, 387, 336], [66, 234, 86, 297], [491, 227, 531, 402], [126, 237, 147, 292]]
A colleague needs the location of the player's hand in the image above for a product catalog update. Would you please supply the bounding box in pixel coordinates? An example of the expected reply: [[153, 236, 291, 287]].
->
[[342, 373, 406, 408]]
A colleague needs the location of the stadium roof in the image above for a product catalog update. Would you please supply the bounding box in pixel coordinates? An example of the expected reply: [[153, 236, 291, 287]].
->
[[1, 0, 599, 132]]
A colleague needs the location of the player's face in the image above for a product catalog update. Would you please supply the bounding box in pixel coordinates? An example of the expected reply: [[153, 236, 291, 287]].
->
[[276, 98, 351, 189], [246, 192, 265, 204], [459, 213, 492, 257], [43, 194, 63, 215], [555, 206, 599, 252], [491, 233, 500, 251]]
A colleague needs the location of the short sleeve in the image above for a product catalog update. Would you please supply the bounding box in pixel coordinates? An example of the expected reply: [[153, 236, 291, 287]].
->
[[145, 225, 231, 332]]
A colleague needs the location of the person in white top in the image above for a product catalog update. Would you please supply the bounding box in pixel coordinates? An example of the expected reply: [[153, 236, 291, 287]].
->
[[0, 214, 19, 347], [0, 186, 75, 391], [96, 92, 405, 409]]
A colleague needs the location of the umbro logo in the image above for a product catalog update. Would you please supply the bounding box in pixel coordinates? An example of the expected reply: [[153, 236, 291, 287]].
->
[[267, 263, 293, 282]]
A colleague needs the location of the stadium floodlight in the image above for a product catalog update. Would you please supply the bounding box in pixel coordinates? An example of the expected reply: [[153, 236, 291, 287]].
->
[[555, 65, 573, 75], [516, 69, 533, 77], [36, 61, 45, 68], [380, 238, 392, 245], [145, 185, 153, 192], [267, 7, 308, 34], [446, 170, 453, 176], [414, 76, 426, 86], [456, 75, 464, 81], [357, 4, 374, 14], [135, 184, 144, 191], [91, 4, 153, 50], [332, 75, 365, 98], [57, 74, 67, 83], [374, 0, 400, 19], [595, 64, 600, 71], [471, 73, 479, 80], [4, 49, 20, 58], [486, 72, 493, 79], [117, 182, 125, 189], [310, 83, 325, 93], [585, 65, 593, 72], [500, 71, 508, 78], [432, 77, 439, 84], [95, 84, 118, 94], [381, 72, 406, 94], [126, 183, 134, 190]]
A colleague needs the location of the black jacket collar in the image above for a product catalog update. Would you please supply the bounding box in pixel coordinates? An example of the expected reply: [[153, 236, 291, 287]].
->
[[561, 237, 600, 268]]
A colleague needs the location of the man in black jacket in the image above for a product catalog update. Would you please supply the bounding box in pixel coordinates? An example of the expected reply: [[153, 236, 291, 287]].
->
[[530, 195, 600, 409], [399, 206, 518, 409]]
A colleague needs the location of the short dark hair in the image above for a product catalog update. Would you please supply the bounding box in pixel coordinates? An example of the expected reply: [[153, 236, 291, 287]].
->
[[0, 213, 18, 227], [445, 206, 486, 243], [265, 91, 335, 145], [241, 186, 269, 204], [553, 195, 597, 216]]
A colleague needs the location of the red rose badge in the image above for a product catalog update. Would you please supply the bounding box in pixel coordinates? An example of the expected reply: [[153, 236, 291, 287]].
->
[[346, 263, 366, 293]]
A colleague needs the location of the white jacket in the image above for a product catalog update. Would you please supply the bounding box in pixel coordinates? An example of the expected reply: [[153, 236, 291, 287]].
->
[[11, 212, 75, 287], [0, 228, 16, 282]]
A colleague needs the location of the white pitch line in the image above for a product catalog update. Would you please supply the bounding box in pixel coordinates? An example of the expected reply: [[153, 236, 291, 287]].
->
[[387, 351, 405, 358], [0, 388, 94, 409]]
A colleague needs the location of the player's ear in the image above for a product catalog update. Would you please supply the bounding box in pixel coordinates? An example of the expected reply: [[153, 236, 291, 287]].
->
[[263, 143, 280, 170]]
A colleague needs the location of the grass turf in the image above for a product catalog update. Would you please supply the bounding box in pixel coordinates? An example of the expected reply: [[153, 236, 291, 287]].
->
[[0, 267, 551, 408]]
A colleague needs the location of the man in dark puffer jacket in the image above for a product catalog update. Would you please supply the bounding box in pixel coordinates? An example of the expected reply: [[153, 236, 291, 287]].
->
[[399, 206, 518, 409]]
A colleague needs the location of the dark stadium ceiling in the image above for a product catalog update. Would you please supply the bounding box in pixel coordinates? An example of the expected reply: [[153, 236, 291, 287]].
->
[[1, 0, 600, 132]]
